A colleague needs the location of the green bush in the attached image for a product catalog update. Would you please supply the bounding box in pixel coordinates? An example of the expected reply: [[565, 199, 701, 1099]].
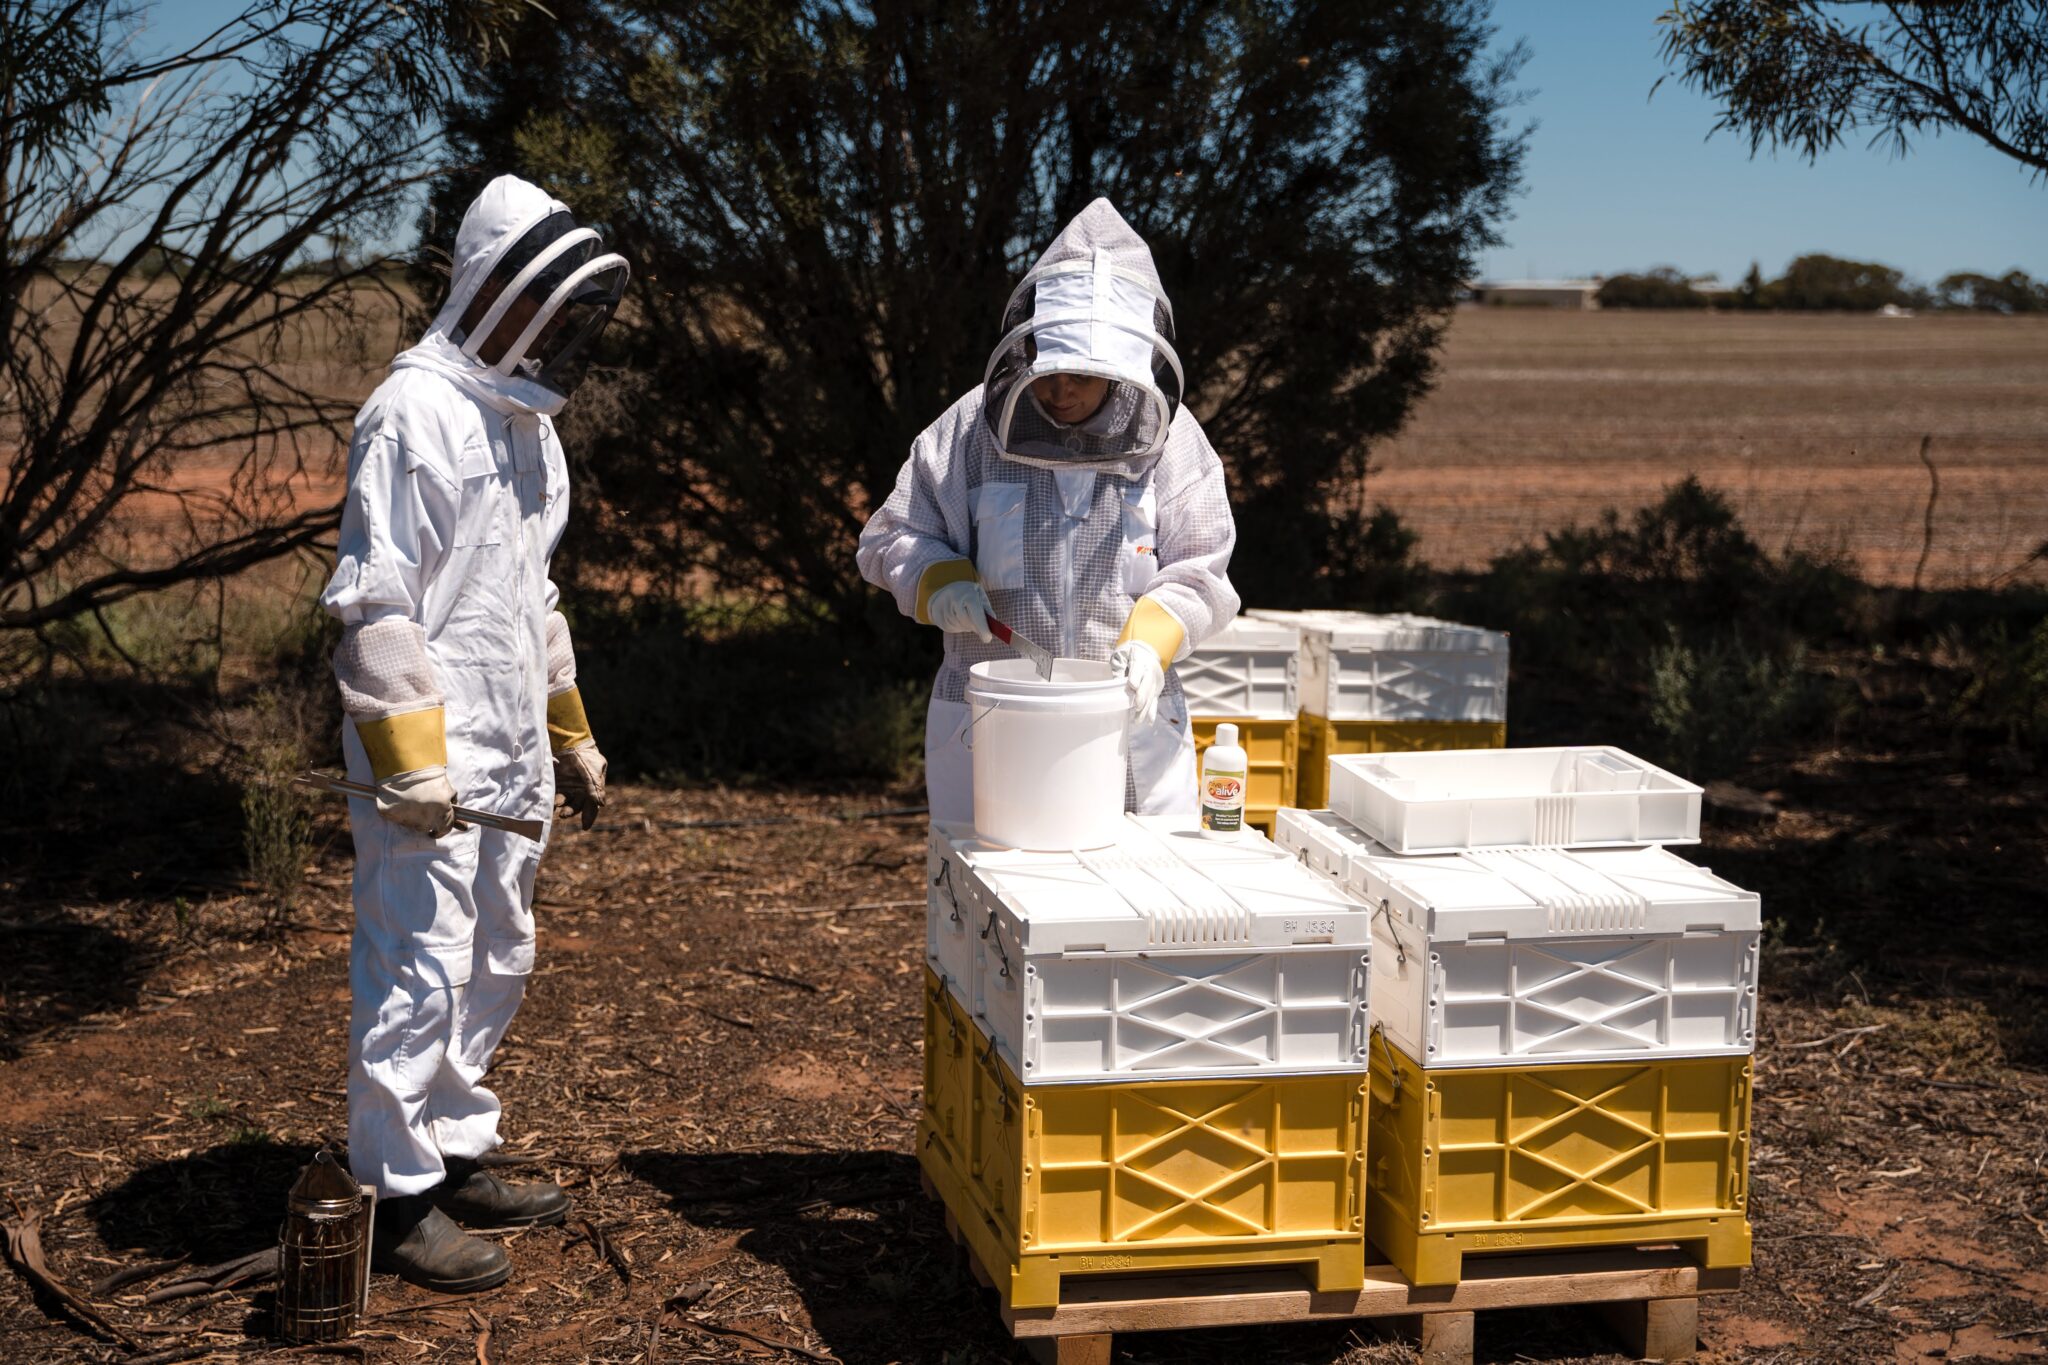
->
[[1647, 634, 1815, 780], [1947, 616, 2048, 752], [239, 687, 322, 922], [1437, 477, 1860, 763], [1452, 476, 1858, 670]]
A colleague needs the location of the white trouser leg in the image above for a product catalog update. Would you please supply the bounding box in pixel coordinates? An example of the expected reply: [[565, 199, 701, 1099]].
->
[[1128, 710, 1198, 816], [924, 696, 974, 827], [346, 811, 481, 1197], [427, 827, 542, 1160], [343, 715, 551, 1197]]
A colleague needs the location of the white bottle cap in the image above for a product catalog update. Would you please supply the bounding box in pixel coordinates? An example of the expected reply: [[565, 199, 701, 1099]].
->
[[1216, 722, 1239, 746]]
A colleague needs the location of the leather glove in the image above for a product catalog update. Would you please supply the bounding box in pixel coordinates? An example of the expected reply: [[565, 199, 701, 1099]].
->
[[1109, 640, 1165, 724], [554, 741, 608, 831], [926, 579, 995, 642], [376, 766, 459, 837]]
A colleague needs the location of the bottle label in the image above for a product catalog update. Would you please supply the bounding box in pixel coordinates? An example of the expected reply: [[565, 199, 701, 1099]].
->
[[1202, 773, 1245, 832]]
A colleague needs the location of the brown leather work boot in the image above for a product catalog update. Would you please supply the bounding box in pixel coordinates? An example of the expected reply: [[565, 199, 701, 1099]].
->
[[432, 1156, 572, 1229], [370, 1193, 512, 1293]]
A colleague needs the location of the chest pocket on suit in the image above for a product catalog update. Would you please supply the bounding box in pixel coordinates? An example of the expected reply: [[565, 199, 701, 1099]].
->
[[973, 482, 1027, 591], [453, 438, 508, 550], [1121, 483, 1159, 594]]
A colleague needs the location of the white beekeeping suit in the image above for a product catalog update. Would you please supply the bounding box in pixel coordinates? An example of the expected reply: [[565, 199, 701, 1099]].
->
[[319, 174, 623, 1291], [858, 198, 1240, 824]]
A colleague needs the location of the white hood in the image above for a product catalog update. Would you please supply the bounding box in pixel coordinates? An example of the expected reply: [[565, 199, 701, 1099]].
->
[[983, 198, 1184, 472], [393, 175, 576, 417]]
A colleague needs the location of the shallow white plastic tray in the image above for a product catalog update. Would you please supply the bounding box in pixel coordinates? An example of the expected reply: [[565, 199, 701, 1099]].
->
[[1246, 609, 1507, 723], [1180, 615, 1300, 719], [1328, 745, 1703, 852], [1370, 910, 1759, 1068], [927, 817, 1375, 1083]]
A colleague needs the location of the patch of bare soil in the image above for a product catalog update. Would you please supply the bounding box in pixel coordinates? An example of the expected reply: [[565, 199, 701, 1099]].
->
[[3, 759, 2046, 1362]]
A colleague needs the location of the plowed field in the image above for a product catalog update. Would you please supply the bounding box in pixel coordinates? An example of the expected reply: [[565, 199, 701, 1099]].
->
[[1372, 310, 2048, 587]]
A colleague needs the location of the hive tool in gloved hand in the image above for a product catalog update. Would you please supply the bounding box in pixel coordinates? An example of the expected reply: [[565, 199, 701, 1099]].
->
[[294, 771, 547, 841], [985, 612, 1055, 679]]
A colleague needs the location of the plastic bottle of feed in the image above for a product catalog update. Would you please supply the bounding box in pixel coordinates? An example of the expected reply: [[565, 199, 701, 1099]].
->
[[1200, 723, 1248, 838]]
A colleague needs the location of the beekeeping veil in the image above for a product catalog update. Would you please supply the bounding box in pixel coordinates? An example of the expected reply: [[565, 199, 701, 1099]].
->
[[983, 198, 1183, 471], [396, 175, 629, 415]]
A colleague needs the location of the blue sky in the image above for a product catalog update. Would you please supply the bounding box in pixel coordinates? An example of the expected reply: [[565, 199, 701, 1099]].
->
[[1481, 0, 2045, 284], [148, 1, 2043, 284]]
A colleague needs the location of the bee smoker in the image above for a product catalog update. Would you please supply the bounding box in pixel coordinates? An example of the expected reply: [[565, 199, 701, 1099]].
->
[[275, 1149, 374, 1342]]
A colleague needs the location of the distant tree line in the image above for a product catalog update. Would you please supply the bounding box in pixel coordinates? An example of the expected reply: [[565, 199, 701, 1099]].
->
[[1596, 256, 2048, 313]]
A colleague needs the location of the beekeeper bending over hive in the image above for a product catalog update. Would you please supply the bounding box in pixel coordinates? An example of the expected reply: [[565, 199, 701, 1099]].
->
[[319, 175, 621, 1291], [859, 199, 1240, 823]]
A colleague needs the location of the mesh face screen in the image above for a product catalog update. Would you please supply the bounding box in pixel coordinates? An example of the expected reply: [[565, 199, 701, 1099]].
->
[[452, 210, 579, 351]]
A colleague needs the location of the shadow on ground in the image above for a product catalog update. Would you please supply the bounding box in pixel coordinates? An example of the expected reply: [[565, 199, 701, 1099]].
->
[[621, 1150, 1647, 1365], [0, 682, 312, 1056], [89, 1140, 319, 1267], [0, 909, 153, 1059]]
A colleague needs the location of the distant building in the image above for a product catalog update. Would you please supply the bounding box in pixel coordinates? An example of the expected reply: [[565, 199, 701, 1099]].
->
[[1465, 278, 1602, 310]]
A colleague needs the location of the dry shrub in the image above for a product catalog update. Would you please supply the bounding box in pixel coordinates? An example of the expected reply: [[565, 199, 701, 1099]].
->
[[239, 691, 317, 925]]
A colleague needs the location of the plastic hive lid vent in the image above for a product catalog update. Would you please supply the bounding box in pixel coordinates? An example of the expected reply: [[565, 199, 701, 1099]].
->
[[1076, 844, 1254, 946], [1329, 745, 1703, 853]]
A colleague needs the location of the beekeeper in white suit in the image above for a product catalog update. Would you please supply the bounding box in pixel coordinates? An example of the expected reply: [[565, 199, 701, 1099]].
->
[[859, 198, 1239, 823], [320, 174, 624, 1291]]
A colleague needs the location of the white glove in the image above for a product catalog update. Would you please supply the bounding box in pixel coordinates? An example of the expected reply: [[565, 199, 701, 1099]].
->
[[927, 580, 994, 643], [376, 766, 459, 837], [1109, 640, 1165, 724], [554, 741, 608, 831]]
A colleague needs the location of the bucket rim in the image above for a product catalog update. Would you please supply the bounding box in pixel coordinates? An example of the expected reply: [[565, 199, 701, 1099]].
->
[[967, 657, 1124, 695]]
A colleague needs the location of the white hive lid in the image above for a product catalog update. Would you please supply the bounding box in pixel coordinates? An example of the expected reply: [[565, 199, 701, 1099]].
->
[[1192, 615, 1301, 652], [1347, 836, 1760, 942], [944, 816, 1369, 955]]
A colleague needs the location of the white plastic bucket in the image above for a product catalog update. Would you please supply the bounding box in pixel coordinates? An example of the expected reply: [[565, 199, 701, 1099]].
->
[[965, 659, 1129, 850]]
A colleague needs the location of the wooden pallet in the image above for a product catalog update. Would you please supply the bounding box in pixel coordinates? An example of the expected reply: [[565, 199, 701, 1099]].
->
[[921, 1171, 1740, 1365]]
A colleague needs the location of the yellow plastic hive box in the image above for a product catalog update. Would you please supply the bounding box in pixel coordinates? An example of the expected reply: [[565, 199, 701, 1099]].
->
[[921, 968, 976, 1189], [1190, 714, 1298, 837], [917, 1003, 1366, 1309], [1365, 1039, 1753, 1286], [1295, 715, 1507, 810]]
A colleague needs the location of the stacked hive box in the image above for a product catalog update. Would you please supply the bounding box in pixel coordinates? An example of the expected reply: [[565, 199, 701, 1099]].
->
[[921, 815, 1375, 1308], [1179, 615, 1303, 836], [1274, 746, 1758, 1287], [1244, 610, 1510, 809]]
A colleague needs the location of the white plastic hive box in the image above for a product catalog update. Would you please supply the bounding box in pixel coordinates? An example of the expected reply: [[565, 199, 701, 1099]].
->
[[1179, 615, 1300, 719], [936, 816, 1373, 1084], [925, 823, 980, 1004], [1272, 807, 1364, 884], [1246, 609, 1507, 723], [1328, 745, 1703, 853], [1350, 836, 1760, 1068]]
